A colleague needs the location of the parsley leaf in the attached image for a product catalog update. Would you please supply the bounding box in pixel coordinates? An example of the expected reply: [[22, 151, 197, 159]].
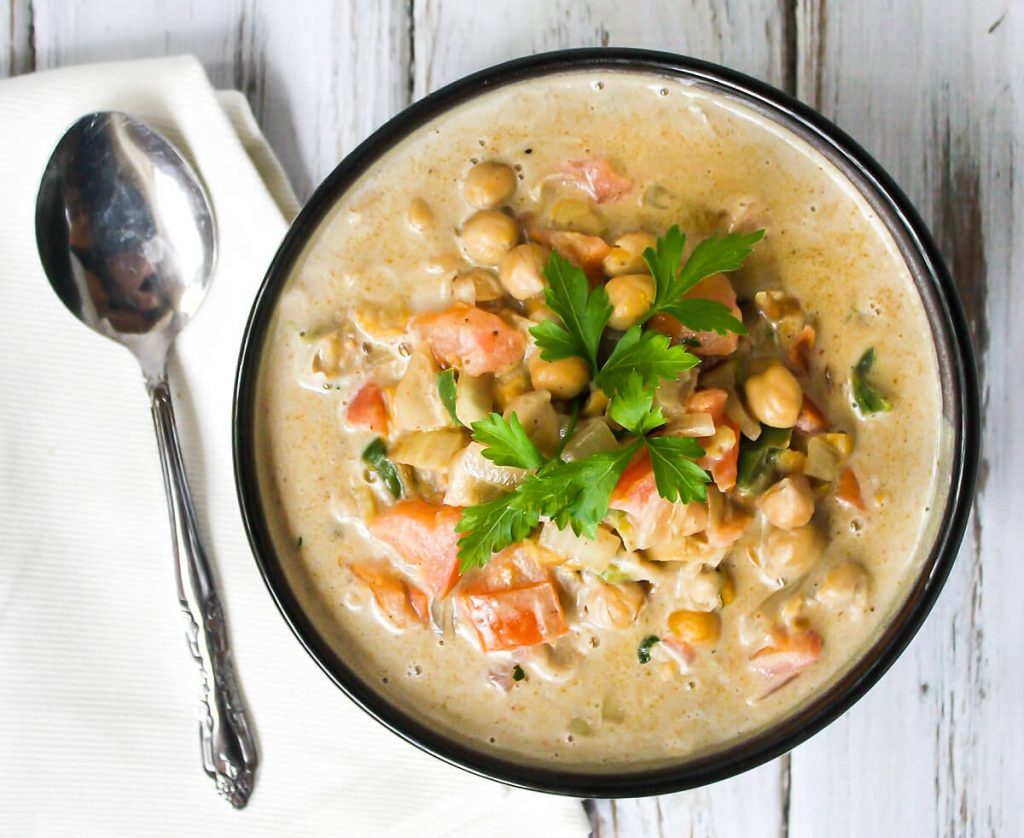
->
[[529, 250, 612, 373], [645, 435, 710, 504], [361, 438, 403, 499], [455, 442, 640, 569], [736, 425, 791, 491], [607, 372, 667, 435], [471, 412, 546, 469], [596, 325, 697, 395], [512, 664, 526, 682], [851, 348, 892, 415], [663, 297, 747, 336], [638, 634, 660, 664], [642, 225, 764, 329], [550, 442, 643, 538], [437, 369, 460, 425], [456, 492, 540, 572]]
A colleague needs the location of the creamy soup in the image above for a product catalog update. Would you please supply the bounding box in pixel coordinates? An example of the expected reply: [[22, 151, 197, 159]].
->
[[254, 71, 944, 770]]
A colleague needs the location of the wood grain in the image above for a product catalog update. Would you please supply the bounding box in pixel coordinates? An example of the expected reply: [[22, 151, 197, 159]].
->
[[0, 0, 1018, 834], [790, 1, 1019, 835]]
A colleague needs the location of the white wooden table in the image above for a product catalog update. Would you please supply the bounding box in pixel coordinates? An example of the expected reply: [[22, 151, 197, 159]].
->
[[3, 1, 1015, 834]]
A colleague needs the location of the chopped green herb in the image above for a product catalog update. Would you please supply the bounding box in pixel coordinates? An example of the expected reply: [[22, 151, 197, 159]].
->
[[641, 225, 762, 331], [437, 368, 460, 425], [637, 634, 660, 664], [512, 664, 525, 682], [453, 225, 766, 570], [596, 326, 698, 397], [471, 412, 546, 470], [851, 348, 892, 415], [736, 425, 791, 491], [296, 536, 303, 548], [529, 249, 612, 374], [646, 435, 710, 504], [361, 437, 403, 499], [607, 372, 667, 436], [455, 441, 642, 571]]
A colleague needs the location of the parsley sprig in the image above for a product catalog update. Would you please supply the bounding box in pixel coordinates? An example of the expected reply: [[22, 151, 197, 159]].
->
[[455, 224, 764, 570]]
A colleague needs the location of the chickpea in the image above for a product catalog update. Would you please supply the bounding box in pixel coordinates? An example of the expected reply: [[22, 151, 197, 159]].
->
[[668, 609, 721, 645], [761, 523, 824, 583], [406, 197, 434, 234], [460, 210, 519, 266], [703, 424, 737, 459], [760, 474, 815, 530], [719, 568, 737, 605], [602, 232, 658, 276], [499, 243, 547, 299], [817, 561, 870, 613], [462, 161, 517, 209], [605, 273, 655, 330], [457, 268, 503, 303], [743, 361, 803, 428], [528, 353, 590, 399], [583, 580, 646, 630]]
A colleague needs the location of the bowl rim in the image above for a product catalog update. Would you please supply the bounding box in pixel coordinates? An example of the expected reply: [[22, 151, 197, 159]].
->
[[233, 47, 979, 798]]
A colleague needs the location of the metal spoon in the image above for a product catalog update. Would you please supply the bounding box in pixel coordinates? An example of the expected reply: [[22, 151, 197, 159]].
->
[[35, 112, 258, 808]]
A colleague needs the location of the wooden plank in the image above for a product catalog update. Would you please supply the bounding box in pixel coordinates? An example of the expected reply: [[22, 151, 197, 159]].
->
[[21, 0, 409, 199], [413, 0, 790, 99], [791, 1, 1019, 835], [413, 3, 791, 834]]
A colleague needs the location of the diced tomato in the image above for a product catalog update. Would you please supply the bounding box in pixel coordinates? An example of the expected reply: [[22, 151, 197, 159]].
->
[[610, 450, 708, 547], [661, 636, 697, 670], [649, 273, 742, 356], [687, 389, 739, 492], [795, 396, 828, 433], [561, 158, 633, 203], [835, 467, 866, 511], [460, 583, 568, 651], [468, 545, 550, 591], [788, 324, 816, 373], [349, 562, 429, 630], [530, 229, 610, 283], [457, 547, 568, 652], [414, 304, 525, 376], [749, 627, 823, 677], [686, 388, 729, 423], [347, 382, 389, 435], [368, 500, 464, 597], [706, 420, 740, 492]]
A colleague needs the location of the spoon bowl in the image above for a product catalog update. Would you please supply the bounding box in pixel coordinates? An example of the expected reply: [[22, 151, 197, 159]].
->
[[35, 112, 216, 380], [35, 111, 257, 808]]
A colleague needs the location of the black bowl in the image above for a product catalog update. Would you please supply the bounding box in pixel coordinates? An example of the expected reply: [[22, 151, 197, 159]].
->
[[233, 48, 979, 797]]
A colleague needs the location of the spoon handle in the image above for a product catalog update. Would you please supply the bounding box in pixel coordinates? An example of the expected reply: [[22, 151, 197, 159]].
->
[[148, 377, 258, 809]]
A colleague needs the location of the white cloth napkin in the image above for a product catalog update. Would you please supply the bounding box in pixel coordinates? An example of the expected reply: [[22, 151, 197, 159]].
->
[[0, 55, 588, 838]]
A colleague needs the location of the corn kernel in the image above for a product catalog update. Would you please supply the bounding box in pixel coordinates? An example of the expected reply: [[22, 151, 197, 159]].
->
[[821, 432, 854, 459], [668, 609, 721, 645], [704, 425, 737, 459], [583, 388, 610, 417], [776, 449, 806, 473], [719, 569, 737, 606]]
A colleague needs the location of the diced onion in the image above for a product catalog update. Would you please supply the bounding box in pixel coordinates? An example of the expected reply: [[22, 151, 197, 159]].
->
[[804, 436, 842, 481], [667, 412, 715, 438], [538, 522, 620, 572], [389, 428, 468, 473]]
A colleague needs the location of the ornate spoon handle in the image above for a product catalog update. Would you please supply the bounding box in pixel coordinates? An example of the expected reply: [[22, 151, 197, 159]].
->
[[148, 376, 258, 809]]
